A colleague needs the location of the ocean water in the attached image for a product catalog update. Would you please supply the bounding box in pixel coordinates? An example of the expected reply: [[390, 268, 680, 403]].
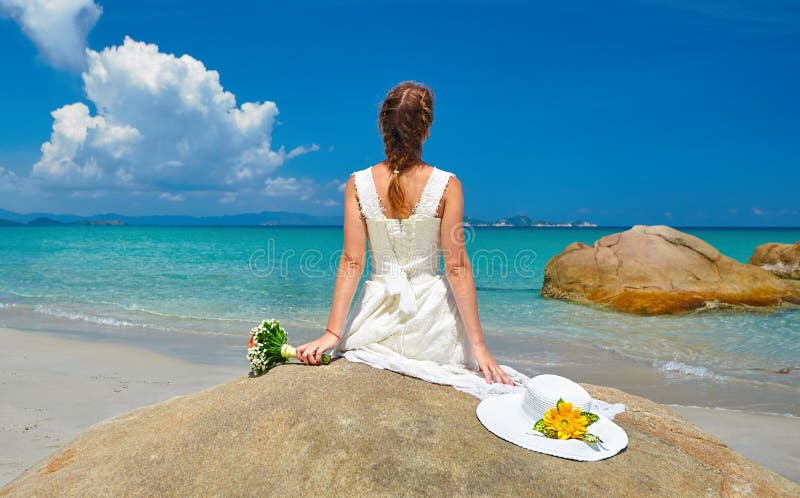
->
[[1, 226, 798, 413]]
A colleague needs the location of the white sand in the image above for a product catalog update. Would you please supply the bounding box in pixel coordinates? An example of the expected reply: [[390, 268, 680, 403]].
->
[[0, 327, 242, 486], [668, 404, 800, 483], [1, 326, 798, 486]]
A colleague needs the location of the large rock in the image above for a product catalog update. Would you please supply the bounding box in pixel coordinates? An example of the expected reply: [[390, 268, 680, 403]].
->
[[750, 241, 800, 279], [541, 225, 800, 315], [2, 360, 797, 497]]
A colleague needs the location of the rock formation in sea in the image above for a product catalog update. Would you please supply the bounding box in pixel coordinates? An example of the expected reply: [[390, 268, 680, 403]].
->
[[1, 360, 797, 497], [541, 225, 800, 315], [749, 241, 800, 280]]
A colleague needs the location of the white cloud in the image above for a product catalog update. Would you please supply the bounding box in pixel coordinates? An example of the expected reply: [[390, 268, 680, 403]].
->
[[752, 207, 766, 215], [324, 178, 348, 192], [0, 0, 102, 71], [0, 166, 19, 190], [287, 144, 320, 159], [0, 165, 39, 203], [32, 36, 319, 195], [33, 102, 120, 184], [158, 192, 186, 202], [262, 176, 317, 200], [218, 192, 238, 204]]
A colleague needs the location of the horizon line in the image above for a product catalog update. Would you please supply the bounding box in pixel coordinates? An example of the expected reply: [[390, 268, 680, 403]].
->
[[2, 224, 799, 230]]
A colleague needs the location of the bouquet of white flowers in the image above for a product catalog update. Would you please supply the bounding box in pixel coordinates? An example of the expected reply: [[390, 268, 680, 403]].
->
[[247, 319, 330, 375]]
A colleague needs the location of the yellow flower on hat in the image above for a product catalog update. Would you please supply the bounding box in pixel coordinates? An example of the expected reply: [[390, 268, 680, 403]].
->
[[542, 399, 589, 440]]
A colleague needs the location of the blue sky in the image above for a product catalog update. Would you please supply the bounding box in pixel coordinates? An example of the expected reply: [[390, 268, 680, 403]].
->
[[0, 0, 798, 226]]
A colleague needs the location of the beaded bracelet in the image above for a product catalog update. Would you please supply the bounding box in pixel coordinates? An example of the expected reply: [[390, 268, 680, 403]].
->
[[325, 328, 341, 340]]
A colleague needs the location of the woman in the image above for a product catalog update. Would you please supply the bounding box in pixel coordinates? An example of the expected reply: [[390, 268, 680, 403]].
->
[[296, 81, 525, 396]]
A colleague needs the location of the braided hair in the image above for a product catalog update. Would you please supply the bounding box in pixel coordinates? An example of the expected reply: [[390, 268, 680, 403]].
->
[[378, 80, 434, 218]]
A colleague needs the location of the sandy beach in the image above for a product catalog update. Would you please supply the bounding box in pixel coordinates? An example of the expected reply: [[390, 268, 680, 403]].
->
[[1, 325, 798, 487], [668, 405, 800, 483], [0, 327, 242, 486]]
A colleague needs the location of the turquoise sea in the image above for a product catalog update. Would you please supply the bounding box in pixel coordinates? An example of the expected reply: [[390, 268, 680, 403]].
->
[[1, 226, 798, 414]]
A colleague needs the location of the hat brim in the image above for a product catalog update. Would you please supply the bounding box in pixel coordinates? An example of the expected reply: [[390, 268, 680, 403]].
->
[[476, 392, 628, 461]]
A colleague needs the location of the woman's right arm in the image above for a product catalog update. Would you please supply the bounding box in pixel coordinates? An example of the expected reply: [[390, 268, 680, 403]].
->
[[296, 175, 366, 364]]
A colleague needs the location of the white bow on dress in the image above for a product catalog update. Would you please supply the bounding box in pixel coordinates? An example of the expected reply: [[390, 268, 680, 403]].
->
[[382, 265, 417, 316]]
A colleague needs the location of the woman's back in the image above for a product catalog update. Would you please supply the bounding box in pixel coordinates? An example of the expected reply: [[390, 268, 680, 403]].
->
[[365, 163, 444, 220], [349, 163, 454, 317]]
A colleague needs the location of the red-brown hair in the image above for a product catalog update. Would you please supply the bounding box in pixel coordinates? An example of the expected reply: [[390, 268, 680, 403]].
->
[[378, 81, 434, 218]]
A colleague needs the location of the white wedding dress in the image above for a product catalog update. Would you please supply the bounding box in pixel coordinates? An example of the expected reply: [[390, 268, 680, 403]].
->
[[330, 165, 623, 417]]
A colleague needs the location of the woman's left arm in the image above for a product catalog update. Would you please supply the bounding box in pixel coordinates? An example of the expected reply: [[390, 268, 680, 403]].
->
[[296, 175, 366, 365], [439, 176, 514, 385]]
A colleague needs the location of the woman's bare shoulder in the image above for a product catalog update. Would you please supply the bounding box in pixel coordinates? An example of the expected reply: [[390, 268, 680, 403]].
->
[[442, 172, 462, 195]]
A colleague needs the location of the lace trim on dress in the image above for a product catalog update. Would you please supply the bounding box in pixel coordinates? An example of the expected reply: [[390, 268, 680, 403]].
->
[[414, 168, 454, 218], [352, 168, 384, 220], [432, 173, 454, 218], [349, 172, 364, 217], [353, 166, 454, 220]]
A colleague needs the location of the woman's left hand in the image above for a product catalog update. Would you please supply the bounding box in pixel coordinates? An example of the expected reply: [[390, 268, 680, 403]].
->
[[472, 343, 516, 385], [296, 332, 340, 365]]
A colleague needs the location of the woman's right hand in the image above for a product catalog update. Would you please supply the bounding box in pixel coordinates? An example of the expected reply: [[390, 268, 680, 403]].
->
[[295, 332, 340, 365]]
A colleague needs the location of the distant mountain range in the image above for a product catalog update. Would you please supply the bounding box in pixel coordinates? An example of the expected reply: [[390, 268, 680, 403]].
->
[[0, 209, 596, 228], [0, 209, 343, 227]]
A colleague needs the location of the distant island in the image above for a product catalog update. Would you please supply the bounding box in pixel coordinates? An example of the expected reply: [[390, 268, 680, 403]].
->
[[464, 215, 596, 228], [0, 209, 596, 228], [24, 217, 127, 227]]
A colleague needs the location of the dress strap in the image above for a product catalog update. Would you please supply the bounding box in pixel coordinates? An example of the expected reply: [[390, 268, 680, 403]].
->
[[352, 168, 385, 219], [414, 167, 454, 218]]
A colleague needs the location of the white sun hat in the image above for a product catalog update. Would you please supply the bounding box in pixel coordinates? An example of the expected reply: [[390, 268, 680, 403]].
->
[[476, 374, 628, 461]]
